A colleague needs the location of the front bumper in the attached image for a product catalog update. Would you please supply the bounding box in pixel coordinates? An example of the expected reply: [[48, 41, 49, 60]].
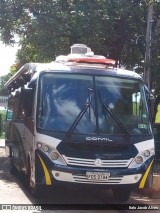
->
[[51, 170, 142, 185], [35, 149, 154, 188]]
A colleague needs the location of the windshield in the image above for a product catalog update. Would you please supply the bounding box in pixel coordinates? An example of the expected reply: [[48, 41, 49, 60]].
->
[[96, 76, 151, 135], [37, 73, 152, 135]]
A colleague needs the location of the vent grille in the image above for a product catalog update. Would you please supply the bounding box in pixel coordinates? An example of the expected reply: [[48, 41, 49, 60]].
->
[[62, 155, 133, 168], [72, 174, 123, 184]]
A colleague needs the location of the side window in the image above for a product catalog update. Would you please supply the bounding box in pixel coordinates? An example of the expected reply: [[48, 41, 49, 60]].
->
[[132, 92, 141, 116], [22, 88, 34, 118], [132, 91, 148, 125], [31, 88, 36, 118], [12, 91, 22, 120], [6, 95, 14, 120]]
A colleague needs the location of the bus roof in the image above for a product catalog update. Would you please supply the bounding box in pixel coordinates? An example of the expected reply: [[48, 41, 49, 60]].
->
[[5, 44, 143, 91]]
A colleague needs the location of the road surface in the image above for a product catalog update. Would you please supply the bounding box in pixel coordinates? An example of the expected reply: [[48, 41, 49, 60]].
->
[[0, 143, 160, 213]]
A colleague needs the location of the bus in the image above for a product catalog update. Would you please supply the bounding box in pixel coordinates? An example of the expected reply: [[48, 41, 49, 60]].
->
[[5, 44, 155, 201]]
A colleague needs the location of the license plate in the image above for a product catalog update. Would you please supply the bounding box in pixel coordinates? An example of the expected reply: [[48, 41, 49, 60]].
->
[[86, 172, 110, 180]]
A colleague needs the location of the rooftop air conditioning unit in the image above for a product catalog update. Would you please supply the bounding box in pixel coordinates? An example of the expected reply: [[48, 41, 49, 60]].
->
[[70, 44, 92, 55]]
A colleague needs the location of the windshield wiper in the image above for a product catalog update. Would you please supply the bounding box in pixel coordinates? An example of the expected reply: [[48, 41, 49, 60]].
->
[[66, 88, 94, 136], [98, 91, 130, 139]]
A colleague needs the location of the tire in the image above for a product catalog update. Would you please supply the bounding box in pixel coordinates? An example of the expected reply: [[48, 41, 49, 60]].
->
[[26, 159, 40, 196], [10, 158, 17, 174], [29, 183, 40, 196], [112, 188, 131, 202]]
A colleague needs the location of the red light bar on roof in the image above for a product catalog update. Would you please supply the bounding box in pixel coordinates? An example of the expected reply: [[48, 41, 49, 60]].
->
[[67, 56, 116, 66], [55, 44, 116, 66]]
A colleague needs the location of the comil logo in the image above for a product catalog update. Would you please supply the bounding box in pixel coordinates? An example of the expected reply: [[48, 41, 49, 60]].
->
[[86, 137, 113, 142]]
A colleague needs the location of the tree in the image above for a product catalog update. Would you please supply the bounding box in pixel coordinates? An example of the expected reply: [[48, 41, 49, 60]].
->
[[0, 0, 147, 64], [0, 73, 12, 96], [148, 2, 160, 94], [0, 0, 160, 94]]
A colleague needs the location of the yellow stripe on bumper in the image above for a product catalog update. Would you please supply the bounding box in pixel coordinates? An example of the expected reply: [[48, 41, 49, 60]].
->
[[139, 160, 153, 189], [38, 154, 51, 185]]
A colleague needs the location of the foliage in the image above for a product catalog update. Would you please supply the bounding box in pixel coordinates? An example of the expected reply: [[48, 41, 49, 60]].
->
[[0, 0, 160, 94], [0, 0, 147, 63], [0, 73, 12, 96], [10, 63, 21, 75], [0, 110, 6, 138], [150, 3, 160, 94]]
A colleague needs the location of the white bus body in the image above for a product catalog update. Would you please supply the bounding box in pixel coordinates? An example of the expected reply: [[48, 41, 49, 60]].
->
[[5, 45, 154, 201]]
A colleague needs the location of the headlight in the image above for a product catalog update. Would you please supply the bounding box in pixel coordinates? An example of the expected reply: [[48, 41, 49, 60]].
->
[[37, 142, 49, 152], [129, 146, 154, 169], [50, 151, 59, 160], [143, 150, 150, 157], [41, 144, 49, 152], [135, 156, 143, 164], [36, 142, 66, 165]]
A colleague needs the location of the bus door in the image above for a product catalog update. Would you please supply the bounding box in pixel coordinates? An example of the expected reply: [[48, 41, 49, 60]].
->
[[21, 87, 35, 172], [153, 96, 160, 161]]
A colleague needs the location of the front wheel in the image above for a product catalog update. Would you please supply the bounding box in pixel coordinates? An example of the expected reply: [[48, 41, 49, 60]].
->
[[10, 158, 17, 174], [112, 188, 131, 202], [26, 159, 40, 196], [9, 146, 16, 174]]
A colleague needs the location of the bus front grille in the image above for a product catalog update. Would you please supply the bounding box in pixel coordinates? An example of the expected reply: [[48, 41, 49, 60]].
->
[[62, 155, 133, 168]]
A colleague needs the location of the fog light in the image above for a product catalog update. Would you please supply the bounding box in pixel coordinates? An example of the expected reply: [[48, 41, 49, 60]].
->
[[143, 150, 150, 157], [134, 175, 139, 180], [41, 144, 49, 152], [50, 151, 59, 160], [55, 172, 59, 177], [135, 156, 143, 164]]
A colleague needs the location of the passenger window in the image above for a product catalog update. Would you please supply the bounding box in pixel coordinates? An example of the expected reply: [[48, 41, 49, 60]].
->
[[132, 92, 141, 116]]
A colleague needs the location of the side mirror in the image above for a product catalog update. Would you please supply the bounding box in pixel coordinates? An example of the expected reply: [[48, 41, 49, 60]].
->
[[148, 95, 155, 123]]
